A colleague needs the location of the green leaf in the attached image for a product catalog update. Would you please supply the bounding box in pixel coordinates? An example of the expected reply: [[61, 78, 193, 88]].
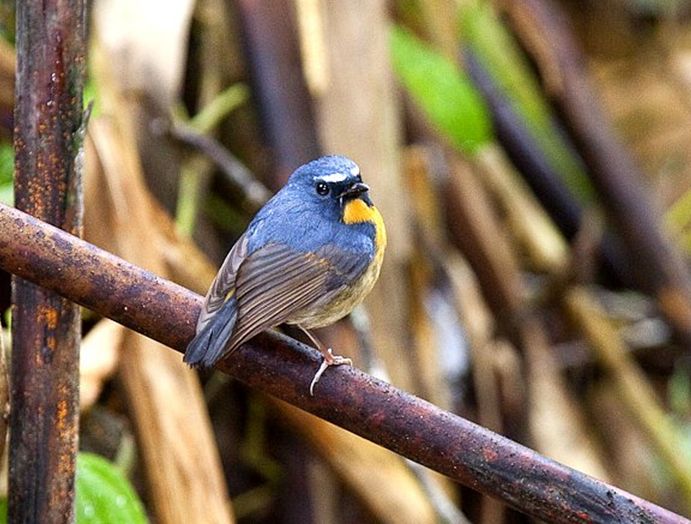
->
[[189, 83, 249, 134], [0, 453, 147, 523], [666, 188, 691, 255], [83, 75, 101, 118], [461, 1, 594, 202], [0, 144, 12, 183], [76, 452, 148, 524], [0, 143, 13, 206], [390, 25, 492, 154]]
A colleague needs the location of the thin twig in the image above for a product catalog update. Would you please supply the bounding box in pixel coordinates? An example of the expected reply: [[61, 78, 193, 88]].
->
[[189, 84, 249, 134], [405, 459, 471, 524], [170, 123, 271, 210]]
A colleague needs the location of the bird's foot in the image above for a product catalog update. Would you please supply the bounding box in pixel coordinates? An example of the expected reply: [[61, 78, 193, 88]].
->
[[309, 348, 352, 396]]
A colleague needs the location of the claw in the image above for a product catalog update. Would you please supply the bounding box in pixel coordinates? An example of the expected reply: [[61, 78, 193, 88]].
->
[[309, 348, 352, 396]]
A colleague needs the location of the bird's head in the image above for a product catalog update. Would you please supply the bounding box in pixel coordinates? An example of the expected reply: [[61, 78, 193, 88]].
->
[[288, 156, 375, 223]]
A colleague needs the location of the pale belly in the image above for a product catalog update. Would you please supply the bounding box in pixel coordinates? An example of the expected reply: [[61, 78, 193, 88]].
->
[[286, 246, 384, 329]]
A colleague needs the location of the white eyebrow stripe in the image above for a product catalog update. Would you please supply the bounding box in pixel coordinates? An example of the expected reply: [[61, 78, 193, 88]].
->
[[320, 172, 348, 183], [350, 165, 360, 176]]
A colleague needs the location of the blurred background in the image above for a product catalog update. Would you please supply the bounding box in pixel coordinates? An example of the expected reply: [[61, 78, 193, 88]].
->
[[1, 0, 691, 522]]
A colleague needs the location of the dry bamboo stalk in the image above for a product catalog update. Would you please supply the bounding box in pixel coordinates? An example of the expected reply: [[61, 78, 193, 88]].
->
[[79, 320, 122, 411], [589, 381, 662, 500], [520, 318, 610, 482], [84, 106, 233, 523], [446, 254, 503, 430], [418, 0, 460, 61], [294, 0, 329, 96], [474, 145, 567, 273], [93, 0, 196, 211], [408, 249, 450, 407], [405, 147, 455, 410]]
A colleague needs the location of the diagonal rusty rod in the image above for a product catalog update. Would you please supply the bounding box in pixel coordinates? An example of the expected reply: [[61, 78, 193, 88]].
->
[[0, 203, 686, 523]]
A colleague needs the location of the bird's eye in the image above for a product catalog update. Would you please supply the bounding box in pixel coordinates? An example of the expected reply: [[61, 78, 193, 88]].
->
[[316, 181, 330, 196]]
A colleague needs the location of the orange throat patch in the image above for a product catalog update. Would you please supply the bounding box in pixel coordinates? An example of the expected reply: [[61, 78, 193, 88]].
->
[[342, 199, 387, 253]]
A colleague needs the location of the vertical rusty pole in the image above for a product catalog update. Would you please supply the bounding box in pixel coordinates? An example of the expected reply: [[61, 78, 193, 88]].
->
[[10, 0, 86, 522]]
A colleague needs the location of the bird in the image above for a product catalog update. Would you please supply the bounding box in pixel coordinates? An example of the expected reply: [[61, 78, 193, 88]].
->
[[184, 155, 386, 394]]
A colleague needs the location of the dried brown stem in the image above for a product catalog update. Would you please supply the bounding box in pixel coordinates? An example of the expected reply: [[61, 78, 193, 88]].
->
[[0, 204, 685, 523], [0, 38, 14, 137], [10, 1, 85, 521], [504, 0, 691, 346], [271, 399, 437, 523], [85, 118, 234, 524], [564, 288, 691, 505], [235, 0, 320, 186]]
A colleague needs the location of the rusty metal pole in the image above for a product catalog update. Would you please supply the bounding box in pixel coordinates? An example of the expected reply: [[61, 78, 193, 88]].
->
[[0, 204, 686, 523], [10, 0, 86, 521]]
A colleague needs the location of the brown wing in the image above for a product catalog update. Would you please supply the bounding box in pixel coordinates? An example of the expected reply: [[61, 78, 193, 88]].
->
[[225, 242, 369, 353], [196, 232, 249, 332]]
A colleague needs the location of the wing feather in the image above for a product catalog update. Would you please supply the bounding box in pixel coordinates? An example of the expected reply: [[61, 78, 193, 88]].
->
[[229, 283, 320, 351], [236, 259, 322, 301], [224, 242, 368, 353], [196, 232, 249, 332], [238, 275, 326, 321]]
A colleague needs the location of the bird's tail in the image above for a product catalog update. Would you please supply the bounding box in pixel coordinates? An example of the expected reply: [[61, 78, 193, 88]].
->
[[184, 297, 238, 368]]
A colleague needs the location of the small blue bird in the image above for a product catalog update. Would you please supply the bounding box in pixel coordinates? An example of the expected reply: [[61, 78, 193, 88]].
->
[[184, 156, 386, 394]]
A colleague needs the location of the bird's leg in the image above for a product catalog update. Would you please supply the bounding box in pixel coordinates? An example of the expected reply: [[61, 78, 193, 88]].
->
[[297, 325, 352, 395]]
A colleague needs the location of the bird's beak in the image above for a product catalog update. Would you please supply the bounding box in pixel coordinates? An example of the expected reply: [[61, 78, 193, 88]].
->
[[339, 182, 369, 199]]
